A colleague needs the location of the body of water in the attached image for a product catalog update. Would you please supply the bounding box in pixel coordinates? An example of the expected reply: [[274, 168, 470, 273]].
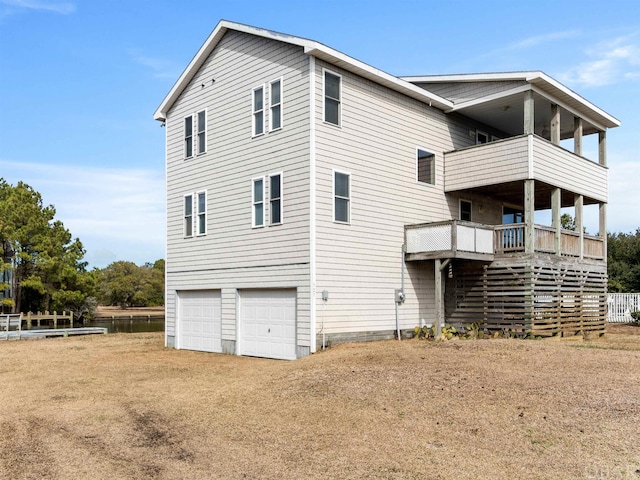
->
[[22, 318, 165, 334]]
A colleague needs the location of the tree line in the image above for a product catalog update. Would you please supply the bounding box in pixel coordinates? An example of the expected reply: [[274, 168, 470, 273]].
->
[[1, 179, 164, 319]]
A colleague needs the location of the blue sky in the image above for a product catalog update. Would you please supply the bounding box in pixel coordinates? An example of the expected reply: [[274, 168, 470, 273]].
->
[[0, 0, 638, 268]]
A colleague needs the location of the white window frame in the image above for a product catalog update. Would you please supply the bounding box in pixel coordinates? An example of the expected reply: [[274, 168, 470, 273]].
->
[[323, 69, 342, 127], [184, 115, 194, 159], [252, 177, 265, 228], [491, 134, 500, 142], [269, 78, 283, 132], [332, 169, 351, 224], [269, 172, 283, 226], [416, 147, 436, 186], [196, 109, 207, 155], [183, 194, 194, 238], [252, 85, 265, 137], [460, 199, 472, 222], [195, 190, 207, 236], [476, 130, 489, 145]]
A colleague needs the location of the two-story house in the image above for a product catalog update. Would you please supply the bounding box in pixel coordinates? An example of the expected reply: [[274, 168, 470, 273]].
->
[[154, 20, 620, 360]]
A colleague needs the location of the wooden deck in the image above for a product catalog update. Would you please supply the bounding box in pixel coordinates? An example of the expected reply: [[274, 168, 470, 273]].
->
[[1, 327, 107, 340]]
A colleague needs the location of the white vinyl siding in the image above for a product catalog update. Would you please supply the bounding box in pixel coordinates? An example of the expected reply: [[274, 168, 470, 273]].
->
[[270, 78, 282, 131], [197, 109, 207, 154], [333, 170, 350, 224], [252, 85, 265, 136], [184, 115, 193, 158], [323, 69, 341, 126], [252, 177, 265, 227]]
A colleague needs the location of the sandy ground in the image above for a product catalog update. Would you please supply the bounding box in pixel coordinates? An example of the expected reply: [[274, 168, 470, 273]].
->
[[0, 325, 639, 480]]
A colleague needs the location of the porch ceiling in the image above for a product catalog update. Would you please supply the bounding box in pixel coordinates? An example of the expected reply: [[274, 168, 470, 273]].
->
[[460, 180, 601, 210]]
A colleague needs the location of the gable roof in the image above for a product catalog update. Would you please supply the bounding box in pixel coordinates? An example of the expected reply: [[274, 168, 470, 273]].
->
[[153, 20, 453, 121], [402, 72, 620, 129]]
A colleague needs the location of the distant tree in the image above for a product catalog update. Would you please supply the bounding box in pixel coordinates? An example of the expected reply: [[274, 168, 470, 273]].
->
[[560, 213, 576, 231], [99, 260, 164, 308], [608, 229, 640, 293], [0, 179, 90, 314]]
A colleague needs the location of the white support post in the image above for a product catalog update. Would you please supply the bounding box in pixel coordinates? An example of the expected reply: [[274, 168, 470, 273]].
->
[[599, 131, 607, 166], [574, 117, 583, 156], [524, 90, 535, 135], [524, 180, 535, 254], [551, 188, 561, 255], [550, 104, 560, 145], [575, 194, 584, 260]]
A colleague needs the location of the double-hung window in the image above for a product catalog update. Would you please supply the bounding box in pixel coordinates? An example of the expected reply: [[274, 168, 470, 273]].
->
[[269, 174, 282, 225], [333, 170, 350, 224], [417, 149, 435, 185], [270, 79, 282, 131], [252, 177, 265, 227], [184, 191, 207, 237], [252, 86, 265, 136], [184, 115, 193, 158], [197, 110, 206, 154], [324, 70, 341, 126], [476, 130, 489, 145], [460, 200, 472, 221]]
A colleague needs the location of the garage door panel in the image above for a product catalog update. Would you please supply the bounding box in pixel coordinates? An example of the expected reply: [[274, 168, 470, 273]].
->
[[240, 289, 296, 360], [178, 290, 222, 353]]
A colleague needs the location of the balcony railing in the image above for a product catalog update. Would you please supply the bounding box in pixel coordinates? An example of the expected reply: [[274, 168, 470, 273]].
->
[[406, 222, 605, 261]]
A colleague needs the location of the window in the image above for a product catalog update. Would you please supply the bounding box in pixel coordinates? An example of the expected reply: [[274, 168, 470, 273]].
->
[[184, 115, 193, 158], [460, 200, 472, 222], [270, 79, 282, 131], [252, 86, 265, 136], [197, 110, 206, 154], [196, 191, 207, 235], [476, 130, 489, 145], [252, 177, 264, 227], [333, 171, 350, 223], [417, 149, 435, 185], [184, 194, 193, 237], [270, 174, 282, 225], [324, 70, 341, 126]]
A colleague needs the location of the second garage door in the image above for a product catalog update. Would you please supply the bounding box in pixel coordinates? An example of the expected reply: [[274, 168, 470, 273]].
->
[[240, 289, 296, 360], [178, 290, 222, 353]]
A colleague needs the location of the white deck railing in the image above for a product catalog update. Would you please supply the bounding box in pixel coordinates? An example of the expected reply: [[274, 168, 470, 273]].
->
[[607, 293, 640, 322]]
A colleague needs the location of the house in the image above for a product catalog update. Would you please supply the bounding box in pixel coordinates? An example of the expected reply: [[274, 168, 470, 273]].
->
[[154, 20, 620, 360]]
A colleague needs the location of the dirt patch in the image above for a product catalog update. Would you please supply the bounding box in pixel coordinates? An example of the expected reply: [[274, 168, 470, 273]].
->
[[1, 331, 639, 479]]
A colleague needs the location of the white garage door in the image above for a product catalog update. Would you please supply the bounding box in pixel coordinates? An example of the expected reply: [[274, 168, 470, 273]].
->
[[240, 289, 296, 360], [178, 290, 222, 353]]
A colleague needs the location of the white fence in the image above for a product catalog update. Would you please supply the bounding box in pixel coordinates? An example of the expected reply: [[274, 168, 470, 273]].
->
[[607, 293, 640, 323]]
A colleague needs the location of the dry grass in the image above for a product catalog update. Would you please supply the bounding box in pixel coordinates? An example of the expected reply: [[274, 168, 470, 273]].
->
[[1, 326, 639, 479]]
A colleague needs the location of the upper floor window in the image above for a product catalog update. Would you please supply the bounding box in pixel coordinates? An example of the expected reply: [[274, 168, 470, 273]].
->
[[270, 79, 282, 131], [417, 149, 435, 185], [476, 130, 489, 145], [460, 199, 472, 221], [197, 110, 206, 154], [184, 194, 193, 237], [252, 177, 265, 227], [252, 86, 265, 136], [324, 70, 341, 126], [184, 191, 207, 237], [270, 173, 282, 225], [196, 191, 207, 235], [333, 170, 350, 224], [184, 115, 193, 158]]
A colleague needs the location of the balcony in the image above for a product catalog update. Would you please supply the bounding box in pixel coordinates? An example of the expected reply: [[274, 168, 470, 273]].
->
[[405, 221, 605, 261], [443, 135, 607, 206]]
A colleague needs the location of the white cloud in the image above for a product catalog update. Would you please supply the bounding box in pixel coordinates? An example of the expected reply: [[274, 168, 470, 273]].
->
[[127, 48, 181, 79], [608, 160, 640, 234], [557, 34, 640, 88], [0, 0, 75, 14], [0, 160, 165, 268]]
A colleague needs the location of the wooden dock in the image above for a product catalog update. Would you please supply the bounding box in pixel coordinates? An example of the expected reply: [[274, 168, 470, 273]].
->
[[1, 327, 107, 340]]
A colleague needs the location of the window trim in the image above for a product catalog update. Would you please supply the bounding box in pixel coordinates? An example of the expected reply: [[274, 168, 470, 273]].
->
[[476, 130, 489, 145], [183, 193, 194, 238], [252, 85, 265, 137], [416, 147, 436, 186], [195, 190, 207, 236], [184, 115, 194, 159], [332, 169, 351, 224], [323, 69, 342, 127], [269, 78, 283, 132], [460, 199, 472, 222], [268, 172, 283, 226], [252, 176, 265, 228], [196, 109, 207, 155]]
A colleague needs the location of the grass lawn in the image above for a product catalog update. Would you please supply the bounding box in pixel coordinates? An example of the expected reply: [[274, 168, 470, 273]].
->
[[1, 325, 639, 479]]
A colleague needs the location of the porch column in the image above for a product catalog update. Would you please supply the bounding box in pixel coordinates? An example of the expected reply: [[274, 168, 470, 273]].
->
[[574, 117, 583, 156], [550, 104, 561, 145], [575, 194, 584, 259], [599, 203, 607, 259], [524, 180, 535, 253], [434, 259, 444, 338], [551, 187, 561, 255], [598, 131, 607, 166], [524, 90, 535, 135]]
